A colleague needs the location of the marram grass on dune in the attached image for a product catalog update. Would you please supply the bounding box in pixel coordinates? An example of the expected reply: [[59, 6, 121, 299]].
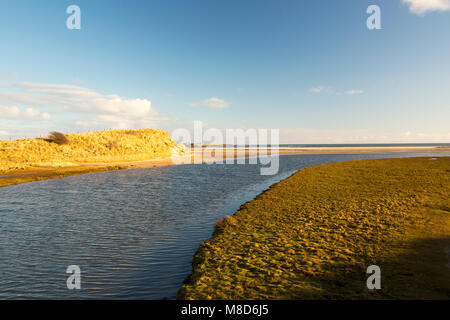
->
[[178, 157, 450, 300], [0, 129, 178, 173]]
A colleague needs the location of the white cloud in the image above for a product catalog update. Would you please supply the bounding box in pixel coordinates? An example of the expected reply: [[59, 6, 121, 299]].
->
[[41, 112, 51, 120], [346, 89, 364, 95], [0, 130, 8, 135], [309, 86, 364, 96], [309, 86, 329, 93], [189, 97, 230, 110], [0, 105, 44, 119], [0, 106, 21, 118], [24, 107, 40, 118], [403, 0, 450, 15], [71, 78, 84, 85], [0, 82, 161, 129]]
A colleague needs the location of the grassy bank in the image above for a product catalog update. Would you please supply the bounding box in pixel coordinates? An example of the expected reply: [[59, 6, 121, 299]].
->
[[178, 157, 450, 299], [0, 129, 183, 187]]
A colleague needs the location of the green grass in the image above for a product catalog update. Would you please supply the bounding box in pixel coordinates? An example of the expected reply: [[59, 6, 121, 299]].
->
[[178, 157, 450, 300]]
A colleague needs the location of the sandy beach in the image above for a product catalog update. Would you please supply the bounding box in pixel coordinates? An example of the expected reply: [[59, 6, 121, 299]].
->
[[1, 145, 449, 188], [85, 145, 450, 168], [88, 145, 450, 169]]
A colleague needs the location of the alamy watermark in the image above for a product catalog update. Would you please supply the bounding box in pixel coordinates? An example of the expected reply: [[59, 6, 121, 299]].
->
[[366, 265, 381, 290], [171, 121, 280, 176], [367, 5, 382, 30], [66, 265, 81, 289], [66, 4, 382, 32], [66, 5, 81, 30]]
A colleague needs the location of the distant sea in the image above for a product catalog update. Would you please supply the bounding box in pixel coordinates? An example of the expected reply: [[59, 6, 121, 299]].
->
[[278, 143, 450, 148], [196, 143, 450, 148]]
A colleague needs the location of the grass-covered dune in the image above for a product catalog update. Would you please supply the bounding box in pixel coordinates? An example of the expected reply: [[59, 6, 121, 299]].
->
[[0, 129, 184, 187], [178, 157, 450, 299], [0, 129, 177, 173]]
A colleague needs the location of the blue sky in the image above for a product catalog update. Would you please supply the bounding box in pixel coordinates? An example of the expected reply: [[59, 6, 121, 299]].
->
[[0, 0, 449, 143]]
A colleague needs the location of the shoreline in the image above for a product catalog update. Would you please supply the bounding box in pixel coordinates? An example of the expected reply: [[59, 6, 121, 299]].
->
[[1, 146, 449, 188]]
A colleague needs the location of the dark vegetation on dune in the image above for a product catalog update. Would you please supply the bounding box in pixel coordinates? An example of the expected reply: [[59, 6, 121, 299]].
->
[[47, 131, 69, 145]]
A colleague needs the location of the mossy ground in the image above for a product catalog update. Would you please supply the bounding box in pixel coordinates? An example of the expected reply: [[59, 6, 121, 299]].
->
[[178, 157, 450, 299]]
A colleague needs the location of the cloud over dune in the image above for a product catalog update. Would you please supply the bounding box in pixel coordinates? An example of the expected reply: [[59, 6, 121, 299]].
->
[[0, 105, 50, 120], [0, 82, 161, 129]]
